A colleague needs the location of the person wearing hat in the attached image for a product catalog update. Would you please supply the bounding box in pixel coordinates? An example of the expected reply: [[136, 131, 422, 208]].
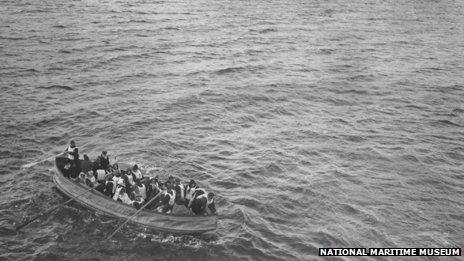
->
[[95, 151, 110, 171]]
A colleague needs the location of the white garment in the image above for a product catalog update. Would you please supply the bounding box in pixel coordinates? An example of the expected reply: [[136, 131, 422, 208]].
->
[[112, 176, 120, 194], [86, 174, 96, 187], [138, 184, 147, 200], [113, 187, 122, 201], [96, 169, 106, 181], [67, 146, 76, 160], [185, 186, 196, 200], [177, 184, 185, 199], [167, 190, 176, 206], [119, 193, 133, 205], [126, 173, 135, 186]]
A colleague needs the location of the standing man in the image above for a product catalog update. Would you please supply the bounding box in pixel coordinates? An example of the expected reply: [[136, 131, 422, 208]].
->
[[95, 151, 110, 171], [65, 140, 79, 178]]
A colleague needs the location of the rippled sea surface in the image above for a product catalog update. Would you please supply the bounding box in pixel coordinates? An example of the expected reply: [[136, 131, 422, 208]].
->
[[1, 0, 464, 260]]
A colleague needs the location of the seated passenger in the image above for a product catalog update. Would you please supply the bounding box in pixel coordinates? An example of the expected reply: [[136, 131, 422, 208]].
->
[[63, 162, 72, 179], [189, 192, 216, 215], [156, 182, 176, 214], [135, 179, 147, 203], [145, 177, 160, 209], [123, 169, 136, 188], [132, 164, 143, 181], [117, 187, 134, 206], [111, 170, 122, 195], [113, 179, 125, 201], [95, 173, 114, 197], [94, 151, 110, 171], [154, 182, 166, 208], [187, 187, 206, 210], [82, 171, 97, 188], [150, 175, 160, 189], [174, 178, 185, 205], [206, 192, 216, 214], [95, 169, 107, 183], [131, 185, 144, 209], [93, 169, 109, 192], [184, 179, 198, 207], [81, 154, 93, 174], [109, 163, 120, 175]]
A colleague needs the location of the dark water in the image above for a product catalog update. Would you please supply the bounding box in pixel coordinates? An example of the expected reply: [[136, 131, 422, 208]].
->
[[1, 0, 464, 260]]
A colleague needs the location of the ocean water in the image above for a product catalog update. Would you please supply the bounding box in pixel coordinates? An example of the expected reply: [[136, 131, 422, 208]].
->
[[1, 0, 463, 260]]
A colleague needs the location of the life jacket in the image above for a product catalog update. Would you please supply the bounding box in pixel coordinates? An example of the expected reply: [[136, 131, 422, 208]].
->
[[133, 169, 142, 180], [85, 172, 96, 187], [112, 176, 120, 194], [96, 169, 106, 181], [67, 146, 76, 160], [167, 190, 176, 206], [133, 187, 143, 203], [126, 173, 135, 186], [138, 184, 147, 200], [176, 184, 185, 199], [119, 192, 133, 205], [113, 186, 122, 201]]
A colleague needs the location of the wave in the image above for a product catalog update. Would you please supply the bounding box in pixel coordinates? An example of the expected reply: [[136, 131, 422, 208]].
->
[[431, 120, 462, 127], [330, 88, 369, 95], [37, 85, 73, 91], [215, 65, 264, 75], [249, 28, 277, 34]]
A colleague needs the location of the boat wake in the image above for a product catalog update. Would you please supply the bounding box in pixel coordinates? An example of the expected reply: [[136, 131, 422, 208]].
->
[[135, 232, 215, 249]]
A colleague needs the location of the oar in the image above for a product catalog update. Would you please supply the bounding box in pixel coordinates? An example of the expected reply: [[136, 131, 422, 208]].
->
[[107, 192, 162, 240], [15, 186, 96, 231], [21, 153, 64, 169]]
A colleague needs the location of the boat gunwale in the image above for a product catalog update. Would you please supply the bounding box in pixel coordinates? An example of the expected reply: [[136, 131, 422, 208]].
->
[[53, 157, 217, 234]]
